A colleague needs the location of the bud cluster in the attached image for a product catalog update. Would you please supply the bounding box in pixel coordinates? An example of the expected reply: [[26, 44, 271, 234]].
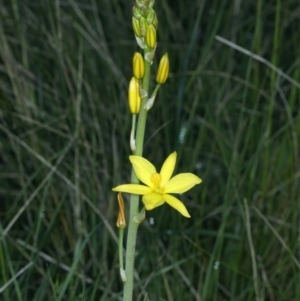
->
[[128, 0, 170, 115], [132, 0, 158, 49]]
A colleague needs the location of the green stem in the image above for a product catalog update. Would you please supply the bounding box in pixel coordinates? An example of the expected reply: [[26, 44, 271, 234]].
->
[[122, 50, 151, 301], [152, 84, 160, 97]]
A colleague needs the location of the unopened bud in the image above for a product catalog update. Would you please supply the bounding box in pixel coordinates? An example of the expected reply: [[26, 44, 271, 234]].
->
[[156, 53, 169, 84], [135, 0, 144, 9], [133, 6, 143, 19], [116, 193, 126, 228], [145, 24, 156, 48], [132, 17, 142, 37], [135, 0, 155, 9], [133, 52, 145, 79], [146, 9, 156, 24], [139, 17, 148, 36], [128, 77, 141, 114]]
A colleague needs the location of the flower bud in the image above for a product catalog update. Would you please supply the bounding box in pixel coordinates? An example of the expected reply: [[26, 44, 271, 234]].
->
[[156, 53, 169, 84], [128, 77, 141, 114], [146, 9, 156, 24], [132, 17, 142, 37], [133, 6, 143, 19], [134, 0, 155, 15], [145, 24, 156, 48], [133, 52, 145, 79], [135, 0, 144, 9], [135, 0, 155, 9], [139, 17, 148, 36], [116, 193, 126, 229]]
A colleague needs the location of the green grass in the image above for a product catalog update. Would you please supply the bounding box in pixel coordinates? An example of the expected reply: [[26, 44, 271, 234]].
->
[[1, 0, 300, 300]]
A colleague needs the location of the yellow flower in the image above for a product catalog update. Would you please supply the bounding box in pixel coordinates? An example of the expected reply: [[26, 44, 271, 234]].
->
[[112, 152, 202, 218]]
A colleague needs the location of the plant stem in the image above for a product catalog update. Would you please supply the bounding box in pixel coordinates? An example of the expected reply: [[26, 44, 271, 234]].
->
[[122, 51, 151, 301]]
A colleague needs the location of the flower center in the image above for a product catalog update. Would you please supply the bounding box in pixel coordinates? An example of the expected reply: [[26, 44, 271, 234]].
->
[[150, 173, 163, 194]]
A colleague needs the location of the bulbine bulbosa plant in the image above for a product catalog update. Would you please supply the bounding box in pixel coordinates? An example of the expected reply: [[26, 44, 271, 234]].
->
[[112, 1, 202, 300]]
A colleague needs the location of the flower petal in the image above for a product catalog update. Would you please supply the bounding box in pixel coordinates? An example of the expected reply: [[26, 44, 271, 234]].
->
[[162, 194, 191, 218], [164, 173, 202, 194], [129, 155, 156, 188], [160, 152, 177, 186], [142, 193, 165, 210], [112, 184, 152, 195]]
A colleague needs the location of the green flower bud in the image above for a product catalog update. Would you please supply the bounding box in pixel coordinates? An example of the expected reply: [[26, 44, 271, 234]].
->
[[146, 9, 156, 24], [156, 53, 169, 84], [128, 77, 141, 114], [133, 6, 143, 19], [135, 0, 144, 9], [132, 17, 141, 36], [145, 24, 156, 48], [135, 0, 154, 11], [133, 52, 145, 79], [139, 17, 148, 36]]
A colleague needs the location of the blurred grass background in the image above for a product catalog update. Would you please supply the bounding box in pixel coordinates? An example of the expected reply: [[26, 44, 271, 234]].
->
[[0, 0, 300, 300]]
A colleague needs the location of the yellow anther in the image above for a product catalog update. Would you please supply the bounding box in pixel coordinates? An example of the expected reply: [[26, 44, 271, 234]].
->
[[151, 173, 161, 187]]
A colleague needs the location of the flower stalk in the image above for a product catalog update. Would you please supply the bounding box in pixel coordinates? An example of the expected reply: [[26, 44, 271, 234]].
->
[[112, 1, 201, 300], [122, 3, 160, 300], [122, 47, 151, 301]]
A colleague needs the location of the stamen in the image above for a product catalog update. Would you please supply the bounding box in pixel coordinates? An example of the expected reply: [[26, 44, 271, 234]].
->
[[151, 173, 161, 186]]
